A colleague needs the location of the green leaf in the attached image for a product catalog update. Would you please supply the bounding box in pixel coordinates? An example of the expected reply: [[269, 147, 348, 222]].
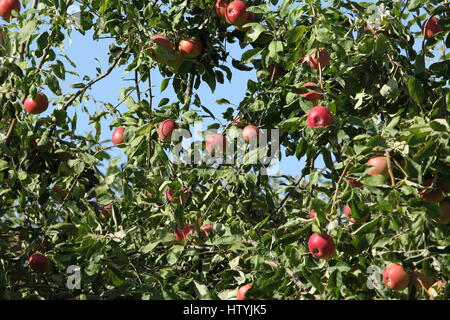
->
[[408, 77, 425, 106]]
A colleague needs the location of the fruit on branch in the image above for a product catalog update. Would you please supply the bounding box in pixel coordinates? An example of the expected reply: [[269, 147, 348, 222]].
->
[[366, 156, 388, 176], [298, 82, 323, 105], [205, 133, 226, 155], [423, 17, 444, 39], [236, 283, 252, 300], [308, 232, 335, 259], [301, 48, 330, 70], [420, 179, 446, 203], [112, 127, 125, 145], [346, 171, 363, 188], [53, 186, 68, 196], [157, 119, 178, 142], [24, 92, 49, 114], [0, 0, 20, 20], [382, 264, 409, 291], [213, 0, 230, 21], [242, 125, 259, 142], [307, 106, 332, 128], [267, 64, 286, 80], [226, 1, 248, 26], [200, 224, 213, 238], [439, 200, 450, 224], [29, 252, 51, 273], [178, 39, 203, 59], [166, 186, 190, 204], [343, 204, 368, 223], [309, 210, 316, 219], [235, 12, 254, 31], [149, 35, 175, 63]]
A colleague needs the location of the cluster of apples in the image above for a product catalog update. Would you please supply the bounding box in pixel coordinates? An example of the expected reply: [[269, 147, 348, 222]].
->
[[148, 34, 203, 72], [423, 16, 445, 39], [173, 223, 213, 242], [214, 0, 254, 31]]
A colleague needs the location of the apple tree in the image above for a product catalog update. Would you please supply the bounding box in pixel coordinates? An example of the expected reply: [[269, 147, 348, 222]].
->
[[0, 0, 449, 300]]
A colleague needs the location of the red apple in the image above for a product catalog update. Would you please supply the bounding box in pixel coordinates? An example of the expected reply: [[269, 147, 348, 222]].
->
[[157, 119, 178, 142], [0, 0, 20, 20], [267, 64, 286, 80], [225, 1, 248, 26], [301, 48, 330, 70], [308, 232, 335, 259], [366, 156, 388, 176], [53, 186, 68, 196], [29, 252, 51, 273], [298, 82, 323, 105], [166, 186, 189, 204], [236, 283, 252, 300], [307, 106, 333, 128], [178, 39, 202, 59], [343, 204, 368, 223], [149, 35, 175, 63], [439, 200, 450, 224], [423, 17, 444, 39], [214, 0, 230, 21], [205, 134, 226, 155], [112, 127, 125, 145], [235, 12, 254, 31], [24, 92, 49, 114], [309, 210, 316, 219], [420, 179, 446, 203], [383, 264, 409, 291], [242, 124, 259, 142]]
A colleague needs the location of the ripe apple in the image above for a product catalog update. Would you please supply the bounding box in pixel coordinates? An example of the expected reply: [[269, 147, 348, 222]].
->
[[309, 210, 316, 219], [112, 127, 125, 145], [225, 1, 248, 26], [242, 124, 258, 142], [24, 92, 49, 114], [214, 0, 230, 21], [439, 200, 450, 224], [301, 48, 330, 70], [29, 252, 51, 273], [382, 264, 409, 291], [236, 283, 252, 300], [343, 204, 368, 223], [307, 106, 333, 128], [149, 35, 175, 63], [366, 156, 388, 176], [235, 12, 254, 31], [205, 133, 226, 155], [308, 232, 335, 259], [157, 119, 178, 142], [166, 186, 189, 204], [423, 17, 444, 39], [420, 179, 446, 203], [178, 39, 202, 59], [0, 0, 20, 20], [267, 64, 286, 80], [298, 82, 323, 105]]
